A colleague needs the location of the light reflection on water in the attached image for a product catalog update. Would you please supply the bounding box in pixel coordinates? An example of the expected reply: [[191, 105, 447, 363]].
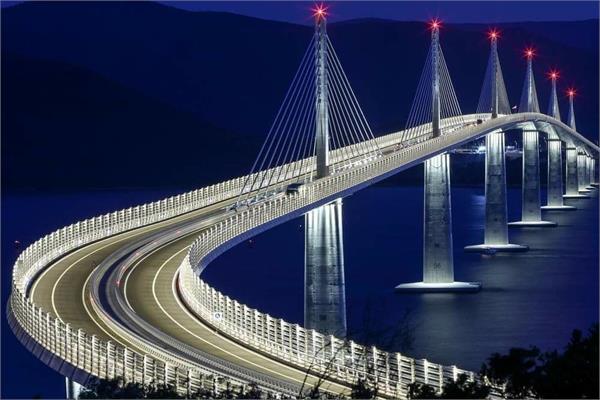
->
[[5, 187, 591, 396], [206, 185, 599, 371]]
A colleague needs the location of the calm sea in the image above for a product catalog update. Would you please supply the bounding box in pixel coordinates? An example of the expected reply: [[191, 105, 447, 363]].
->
[[2, 185, 598, 397]]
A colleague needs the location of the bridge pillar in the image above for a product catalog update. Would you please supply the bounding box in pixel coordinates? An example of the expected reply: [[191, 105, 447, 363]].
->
[[465, 130, 528, 252], [509, 130, 557, 227], [585, 156, 595, 190], [65, 377, 82, 399], [541, 138, 576, 211], [396, 154, 481, 292], [304, 199, 346, 337], [591, 158, 598, 186], [577, 152, 591, 194], [564, 146, 588, 199]]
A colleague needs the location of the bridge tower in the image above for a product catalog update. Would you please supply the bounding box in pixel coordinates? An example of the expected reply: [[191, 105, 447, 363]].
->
[[572, 93, 595, 192], [396, 20, 481, 293], [568, 89, 576, 131], [509, 48, 557, 227], [304, 6, 347, 337], [568, 91, 592, 194], [489, 30, 500, 119], [431, 20, 442, 137], [563, 90, 588, 198], [314, 7, 330, 179], [541, 71, 576, 210], [466, 30, 529, 252]]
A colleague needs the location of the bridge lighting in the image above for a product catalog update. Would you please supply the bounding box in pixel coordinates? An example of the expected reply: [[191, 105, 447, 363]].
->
[[548, 70, 560, 80], [487, 29, 500, 40], [429, 18, 442, 31], [312, 3, 328, 21], [524, 47, 536, 59]]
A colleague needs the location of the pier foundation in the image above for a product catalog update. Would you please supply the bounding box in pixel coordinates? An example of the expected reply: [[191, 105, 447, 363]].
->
[[466, 131, 528, 252], [564, 146, 588, 199], [577, 153, 591, 194], [542, 138, 575, 211], [397, 154, 481, 292], [585, 156, 595, 190]]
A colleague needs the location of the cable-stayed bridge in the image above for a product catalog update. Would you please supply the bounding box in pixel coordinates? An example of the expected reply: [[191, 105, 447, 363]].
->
[[8, 9, 599, 400]]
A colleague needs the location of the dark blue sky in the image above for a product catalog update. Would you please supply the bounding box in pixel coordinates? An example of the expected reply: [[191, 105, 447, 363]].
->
[[159, 1, 598, 24], [2, 1, 597, 24]]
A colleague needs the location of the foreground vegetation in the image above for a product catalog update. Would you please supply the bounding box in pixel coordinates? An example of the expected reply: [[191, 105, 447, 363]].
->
[[409, 324, 598, 399], [78, 324, 598, 399]]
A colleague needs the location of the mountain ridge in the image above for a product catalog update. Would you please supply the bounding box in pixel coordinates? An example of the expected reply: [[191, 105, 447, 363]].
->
[[2, 2, 597, 190]]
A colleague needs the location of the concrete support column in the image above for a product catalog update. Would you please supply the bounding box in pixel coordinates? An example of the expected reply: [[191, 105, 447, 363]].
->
[[564, 147, 587, 198], [396, 154, 480, 292], [591, 158, 598, 186], [304, 199, 346, 337], [423, 154, 453, 283], [585, 156, 595, 190], [509, 130, 557, 227], [577, 153, 591, 194], [466, 131, 528, 252], [542, 139, 575, 211], [65, 377, 82, 399]]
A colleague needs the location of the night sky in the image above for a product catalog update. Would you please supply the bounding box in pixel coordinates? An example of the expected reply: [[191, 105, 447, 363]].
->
[[1, 1, 599, 24], [158, 1, 598, 24]]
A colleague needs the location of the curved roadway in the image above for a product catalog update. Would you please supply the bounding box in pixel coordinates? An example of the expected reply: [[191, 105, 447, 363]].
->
[[20, 112, 600, 397], [28, 186, 356, 396]]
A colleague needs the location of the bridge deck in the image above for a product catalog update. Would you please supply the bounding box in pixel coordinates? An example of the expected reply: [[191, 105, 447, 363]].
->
[[16, 112, 599, 397], [28, 194, 350, 395]]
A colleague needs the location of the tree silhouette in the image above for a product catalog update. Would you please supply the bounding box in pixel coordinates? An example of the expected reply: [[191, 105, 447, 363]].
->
[[480, 346, 541, 398], [481, 323, 599, 399], [533, 324, 599, 399]]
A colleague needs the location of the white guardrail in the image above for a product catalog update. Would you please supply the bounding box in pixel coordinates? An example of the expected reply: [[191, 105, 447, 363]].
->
[[10, 112, 593, 397], [178, 112, 599, 398], [178, 115, 492, 399], [8, 173, 267, 396]]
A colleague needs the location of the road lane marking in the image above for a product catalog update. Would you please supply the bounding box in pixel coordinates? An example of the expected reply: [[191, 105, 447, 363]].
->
[[81, 265, 131, 348], [49, 230, 147, 323], [145, 247, 347, 395], [38, 199, 231, 322]]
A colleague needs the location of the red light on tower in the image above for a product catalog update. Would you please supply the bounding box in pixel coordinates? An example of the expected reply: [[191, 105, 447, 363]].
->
[[524, 47, 536, 60], [312, 3, 327, 22], [547, 70, 560, 80], [487, 29, 500, 40], [429, 18, 442, 31], [567, 88, 576, 98]]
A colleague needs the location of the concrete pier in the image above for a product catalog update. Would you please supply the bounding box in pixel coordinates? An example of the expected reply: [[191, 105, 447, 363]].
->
[[397, 154, 481, 293], [465, 130, 528, 252], [66, 377, 82, 399], [541, 138, 576, 211], [591, 158, 598, 186], [564, 146, 589, 199], [585, 156, 595, 190], [509, 130, 557, 227], [305, 199, 347, 336], [577, 153, 591, 194]]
